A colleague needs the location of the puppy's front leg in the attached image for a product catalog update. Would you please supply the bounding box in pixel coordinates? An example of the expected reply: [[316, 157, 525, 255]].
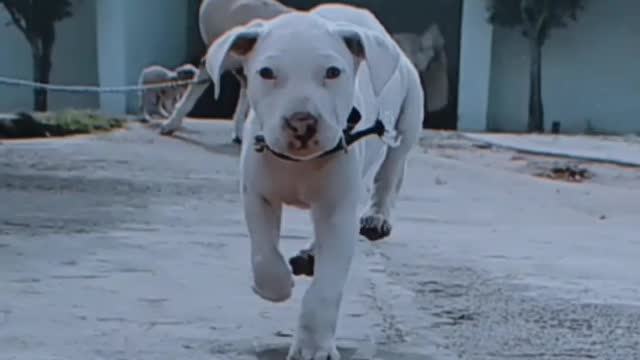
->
[[243, 192, 294, 303], [288, 199, 357, 360]]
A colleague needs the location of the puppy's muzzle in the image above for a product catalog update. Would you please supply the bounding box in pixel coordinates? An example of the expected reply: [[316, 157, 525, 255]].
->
[[283, 112, 319, 150]]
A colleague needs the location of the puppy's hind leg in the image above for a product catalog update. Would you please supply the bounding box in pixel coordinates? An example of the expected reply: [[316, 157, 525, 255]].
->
[[231, 88, 250, 145], [230, 68, 250, 144], [360, 75, 424, 242], [160, 63, 210, 136]]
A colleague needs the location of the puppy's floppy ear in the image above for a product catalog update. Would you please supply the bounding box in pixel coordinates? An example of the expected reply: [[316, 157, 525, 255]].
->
[[205, 21, 265, 99], [330, 23, 400, 97]]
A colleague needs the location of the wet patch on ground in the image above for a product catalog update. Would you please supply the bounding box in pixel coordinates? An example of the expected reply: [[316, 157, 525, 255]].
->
[[532, 162, 593, 183]]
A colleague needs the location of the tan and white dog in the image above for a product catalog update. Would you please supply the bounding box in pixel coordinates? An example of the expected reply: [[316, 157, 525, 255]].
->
[[138, 64, 198, 121], [204, 4, 424, 359], [159, 0, 293, 141], [392, 23, 449, 112]]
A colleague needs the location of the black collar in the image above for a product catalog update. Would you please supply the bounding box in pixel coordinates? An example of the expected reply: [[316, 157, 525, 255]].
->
[[253, 108, 386, 162]]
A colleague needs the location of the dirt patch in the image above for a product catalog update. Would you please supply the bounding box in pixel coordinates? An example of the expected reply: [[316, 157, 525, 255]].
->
[[533, 163, 593, 183], [0, 110, 125, 139]]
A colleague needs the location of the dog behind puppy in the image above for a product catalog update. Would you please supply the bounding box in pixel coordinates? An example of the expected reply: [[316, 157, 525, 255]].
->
[[137, 64, 198, 122]]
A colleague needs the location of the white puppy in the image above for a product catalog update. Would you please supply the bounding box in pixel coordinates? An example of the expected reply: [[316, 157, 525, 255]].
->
[[205, 4, 423, 359]]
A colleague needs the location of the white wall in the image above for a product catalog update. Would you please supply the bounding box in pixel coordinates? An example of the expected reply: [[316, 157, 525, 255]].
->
[[123, 0, 189, 113], [488, 0, 640, 134], [0, 0, 191, 116], [95, 0, 128, 116], [486, 26, 528, 132], [95, 0, 190, 115], [457, 0, 494, 132], [0, 0, 99, 113]]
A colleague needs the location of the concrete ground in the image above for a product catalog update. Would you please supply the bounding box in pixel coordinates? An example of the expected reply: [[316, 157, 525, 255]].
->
[[462, 132, 640, 167], [1, 120, 639, 360]]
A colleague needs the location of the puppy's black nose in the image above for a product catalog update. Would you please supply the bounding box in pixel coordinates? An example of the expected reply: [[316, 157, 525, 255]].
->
[[284, 112, 318, 148]]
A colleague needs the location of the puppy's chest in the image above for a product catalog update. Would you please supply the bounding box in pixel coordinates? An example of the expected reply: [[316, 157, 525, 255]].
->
[[282, 198, 312, 210], [273, 183, 314, 210], [265, 168, 324, 210]]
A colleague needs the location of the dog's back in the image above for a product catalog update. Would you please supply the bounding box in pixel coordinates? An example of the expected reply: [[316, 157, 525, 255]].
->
[[198, 0, 292, 45], [309, 3, 388, 35]]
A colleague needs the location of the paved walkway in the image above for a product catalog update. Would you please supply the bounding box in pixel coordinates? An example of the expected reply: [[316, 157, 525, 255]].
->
[[462, 132, 640, 167], [1, 120, 639, 359]]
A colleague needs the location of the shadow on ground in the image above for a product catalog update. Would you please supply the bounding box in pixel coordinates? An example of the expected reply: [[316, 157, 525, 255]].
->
[[234, 343, 433, 359], [143, 120, 241, 157], [255, 345, 357, 360]]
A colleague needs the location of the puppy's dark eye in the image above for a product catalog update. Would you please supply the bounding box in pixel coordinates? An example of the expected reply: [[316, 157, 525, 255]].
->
[[325, 66, 341, 80], [258, 67, 276, 80]]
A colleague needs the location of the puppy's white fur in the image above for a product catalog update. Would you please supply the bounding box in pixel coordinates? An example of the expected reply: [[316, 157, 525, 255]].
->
[[205, 4, 423, 360]]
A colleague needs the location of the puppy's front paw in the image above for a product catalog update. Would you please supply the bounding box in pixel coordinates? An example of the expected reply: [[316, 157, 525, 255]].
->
[[287, 340, 340, 360], [231, 135, 242, 145], [252, 252, 294, 303], [288, 309, 340, 360], [359, 213, 392, 241]]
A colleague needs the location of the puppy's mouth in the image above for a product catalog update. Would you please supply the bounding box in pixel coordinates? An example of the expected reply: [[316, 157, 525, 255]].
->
[[270, 127, 343, 161], [275, 112, 338, 158]]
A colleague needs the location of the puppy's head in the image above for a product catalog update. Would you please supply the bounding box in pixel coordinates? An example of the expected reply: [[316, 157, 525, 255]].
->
[[205, 12, 397, 160]]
